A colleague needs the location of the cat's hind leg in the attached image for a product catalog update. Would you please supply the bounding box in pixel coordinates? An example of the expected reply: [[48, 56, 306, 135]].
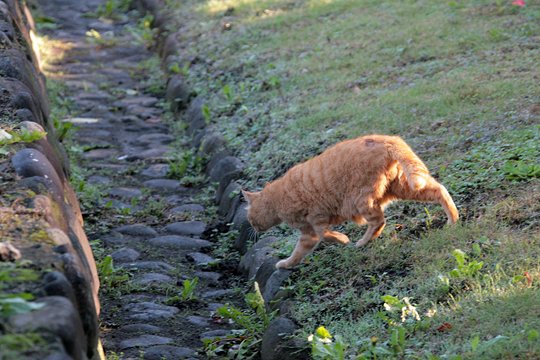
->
[[355, 207, 385, 247], [410, 179, 459, 225], [276, 230, 319, 269]]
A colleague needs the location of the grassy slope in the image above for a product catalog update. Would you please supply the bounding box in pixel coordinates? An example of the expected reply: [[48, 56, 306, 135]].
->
[[166, 0, 539, 358]]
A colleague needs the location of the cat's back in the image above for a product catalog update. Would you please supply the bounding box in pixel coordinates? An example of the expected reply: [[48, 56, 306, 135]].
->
[[273, 135, 392, 208]]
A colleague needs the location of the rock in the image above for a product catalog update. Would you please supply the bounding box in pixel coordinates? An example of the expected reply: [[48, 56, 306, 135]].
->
[[218, 181, 241, 218], [11, 148, 64, 202], [164, 221, 206, 236], [200, 132, 226, 156], [187, 315, 210, 327], [9, 296, 85, 360], [185, 97, 206, 135], [137, 133, 174, 145], [111, 248, 140, 263], [119, 335, 173, 350], [255, 257, 280, 290], [119, 324, 161, 333], [238, 237, 279, 279], [128, 302, 179, 321], [82, 148, 118, 160], [149, 235, 212, 250], [207, 303, 224, 312], [261, 317, 308, 360], [166, 74, 191, 112], [137, 147, 170, 160], [194, 271, 222, 284], [215, 171, 242, 204], [120, 261, 174, 272], [143, 345, 196, 360], [87, 175, 111, 185], [208, 156, 244, 183], [143, 179, 184, 192], [141, 164, 170, 178], [231, 204, 256, 254], [44, 352, 72, 360], [262, 269, 292, 306], [133, 273, 175, 286], [108, 187, 142, 199], [42, 272, 76, 304], [200, 329, 231, 341], [186, 252, 216, 266], [169, 203, 205, 214], [114, 224, 158, 237], [201, 289, 236, 299], [114, 96, 159, 109]]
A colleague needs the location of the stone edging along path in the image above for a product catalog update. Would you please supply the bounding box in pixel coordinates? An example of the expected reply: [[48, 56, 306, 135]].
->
[[0, 0, 100, 359]]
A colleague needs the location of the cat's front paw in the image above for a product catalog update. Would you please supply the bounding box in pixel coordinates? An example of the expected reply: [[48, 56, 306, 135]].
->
[[276, 259, 292, 269]]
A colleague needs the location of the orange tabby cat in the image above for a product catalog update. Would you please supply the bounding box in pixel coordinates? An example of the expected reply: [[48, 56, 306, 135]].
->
[[242, 134, 459, 269]]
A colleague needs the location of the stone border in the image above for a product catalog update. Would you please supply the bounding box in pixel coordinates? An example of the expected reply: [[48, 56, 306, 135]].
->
[[131, 2, 307, 359], [0, 0, 101, 359]]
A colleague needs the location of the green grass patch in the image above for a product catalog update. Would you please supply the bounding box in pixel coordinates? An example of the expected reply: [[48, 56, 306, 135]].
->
[[161, 0, 539, 357]]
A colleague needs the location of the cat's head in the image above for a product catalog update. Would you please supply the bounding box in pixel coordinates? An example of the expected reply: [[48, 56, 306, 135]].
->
[[242, 189, 280, 232]]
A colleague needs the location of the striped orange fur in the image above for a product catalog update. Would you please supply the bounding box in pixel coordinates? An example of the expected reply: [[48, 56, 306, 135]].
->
[[242, 134, 459, 269]]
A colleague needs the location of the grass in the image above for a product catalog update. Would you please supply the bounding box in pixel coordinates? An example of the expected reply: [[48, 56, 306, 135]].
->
[[160, 0, 539, 358]]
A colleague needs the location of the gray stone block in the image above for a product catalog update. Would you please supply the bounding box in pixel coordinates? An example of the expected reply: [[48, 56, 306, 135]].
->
[[260, 317, 308, 360], [9, 296, 86, 360], [166, 74, 190, 112], [238, 236, 278, 279]]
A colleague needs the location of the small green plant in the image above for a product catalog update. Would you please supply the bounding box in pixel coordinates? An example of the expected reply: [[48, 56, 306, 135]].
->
[[127, 14, 156, 47], [167, 150, 205, 180], [0, 332, 46, 357], [97, 255, 130, 289], [169, 62, 190, 76], [222, 84, 234, 103], [0, 129, 47, 155], [502, 160, 540, 181], [202, 104, 212, 124], [449, 249, 483, 279], [94, 0, 131, 20], [206, 283, 275, 358], [180, 277, 199, 301], [85, 29, 117, 47], [34, 15, 58, 31]]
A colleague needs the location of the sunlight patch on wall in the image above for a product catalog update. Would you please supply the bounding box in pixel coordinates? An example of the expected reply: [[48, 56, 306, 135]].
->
[[30, 32, 73, 76]]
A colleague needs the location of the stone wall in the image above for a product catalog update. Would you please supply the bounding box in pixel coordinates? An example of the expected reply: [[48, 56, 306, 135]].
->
[[0, 0, 100, 359], [132, 1, 308, 359]]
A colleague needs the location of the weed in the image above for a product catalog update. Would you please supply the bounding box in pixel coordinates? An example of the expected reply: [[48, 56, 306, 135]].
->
[[86, 29, 118, 48], [448, 249, 484, 280], [126, 14, 156, 47], [167, 149, 205, 181], [0, 332, 46, 357], [169, 62, 190, 76], [0, 128, 46, 156], [180, 277, 198, 301], [205, 282, 275, 358], [97, 255, 130, 290], [94, 0, 131, 20]]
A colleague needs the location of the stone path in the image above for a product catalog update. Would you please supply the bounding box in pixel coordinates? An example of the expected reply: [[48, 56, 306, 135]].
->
[[38, 1, 242, 359]]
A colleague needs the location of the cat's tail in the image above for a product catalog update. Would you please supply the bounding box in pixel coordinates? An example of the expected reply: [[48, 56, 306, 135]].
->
[[385, 136, 430, 191]]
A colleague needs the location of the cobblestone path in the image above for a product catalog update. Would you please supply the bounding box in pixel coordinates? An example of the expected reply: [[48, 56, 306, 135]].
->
[[38, 1, 241, 358]]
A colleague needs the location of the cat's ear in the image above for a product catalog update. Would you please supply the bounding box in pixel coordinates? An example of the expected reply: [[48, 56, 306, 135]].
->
[[241, 189, 257, 204]]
